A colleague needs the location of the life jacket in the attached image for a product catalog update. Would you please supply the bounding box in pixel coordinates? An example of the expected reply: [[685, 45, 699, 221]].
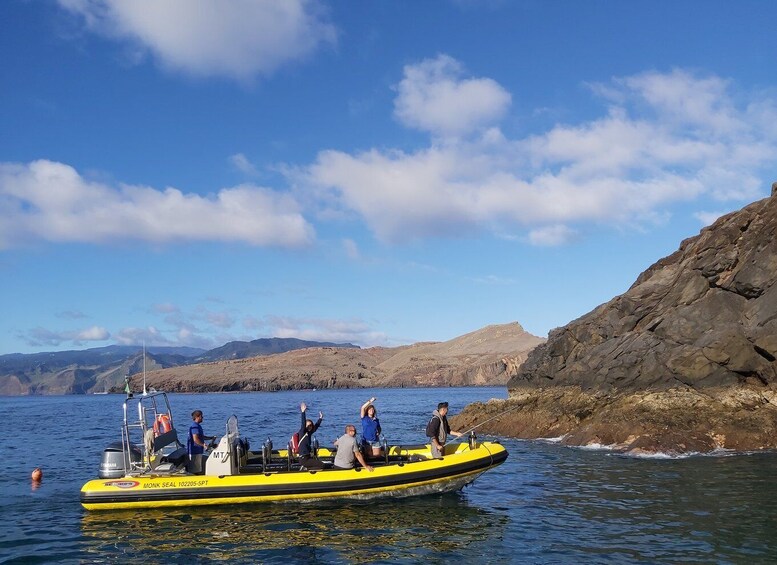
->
[[153, 413, 173, 437]]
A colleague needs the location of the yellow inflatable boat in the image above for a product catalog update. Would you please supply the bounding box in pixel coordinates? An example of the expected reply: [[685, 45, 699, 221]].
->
[[80, 392, 508, 511]]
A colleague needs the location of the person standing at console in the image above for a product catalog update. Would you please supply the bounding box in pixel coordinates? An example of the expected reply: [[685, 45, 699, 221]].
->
[[187, 410, 215, 474]]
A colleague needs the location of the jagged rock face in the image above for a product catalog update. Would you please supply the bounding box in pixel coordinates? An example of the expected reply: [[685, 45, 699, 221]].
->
[[510, 193, 777, 394], [460, 191, 777, 453]]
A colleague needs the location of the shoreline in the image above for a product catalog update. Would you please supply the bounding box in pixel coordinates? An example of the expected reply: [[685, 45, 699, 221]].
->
[[451, 384, 777, 456]]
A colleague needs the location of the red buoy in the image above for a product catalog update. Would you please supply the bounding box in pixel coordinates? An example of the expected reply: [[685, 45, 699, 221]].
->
[[31, 468, 43, 482]]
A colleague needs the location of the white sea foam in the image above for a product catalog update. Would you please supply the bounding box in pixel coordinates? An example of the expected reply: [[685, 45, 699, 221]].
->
[[537, 435, 567, 444], [574, 442, 617, 451], [557, 441, 750, 459], [619, 450, 694, 460]]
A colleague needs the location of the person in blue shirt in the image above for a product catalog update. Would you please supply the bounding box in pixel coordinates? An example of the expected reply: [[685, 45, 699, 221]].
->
[[187, 410, 215, 474], [360, 396, 383, 457], [297, 402, 325, 470]]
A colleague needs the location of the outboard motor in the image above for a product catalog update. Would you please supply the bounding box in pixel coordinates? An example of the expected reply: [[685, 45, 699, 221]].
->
[[98, 441, 141, 479]]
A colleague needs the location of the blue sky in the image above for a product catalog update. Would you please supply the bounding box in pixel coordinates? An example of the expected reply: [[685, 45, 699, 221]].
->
[[2, 1, 776, 354]]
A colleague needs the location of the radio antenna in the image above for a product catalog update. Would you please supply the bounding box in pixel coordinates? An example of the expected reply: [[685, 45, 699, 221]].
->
[[142, 340, 147, 395]]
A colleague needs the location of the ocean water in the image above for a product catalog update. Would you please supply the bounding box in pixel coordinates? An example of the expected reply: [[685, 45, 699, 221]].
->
[[2, 387, 777, 564]]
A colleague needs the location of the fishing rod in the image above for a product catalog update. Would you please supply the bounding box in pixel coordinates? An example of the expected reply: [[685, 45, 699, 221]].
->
[[459, 402, 525, 436]]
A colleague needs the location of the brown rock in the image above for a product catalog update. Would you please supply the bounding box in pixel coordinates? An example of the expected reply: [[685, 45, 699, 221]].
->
[[461, 190, 777, 453]]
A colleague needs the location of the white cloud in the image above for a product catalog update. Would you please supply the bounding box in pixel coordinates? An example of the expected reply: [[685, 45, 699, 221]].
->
[[528, 225, 577, 247], [393, 54, 511, 138], [303, 62, 777, 244], [342, 238, 360, 260], [115, 325, 192, 347], [243, 315, 394, 347], [57, 0, 336, 80], [229, 153, 258, 175], [471, 275, 517, 285], [0, 160, 314, 248], [205, 311, 235, 329], [56, 310, 88, 319], [152, 303, 180, 314], [619, 70, 742, 135], [694, 210, 727, 226], [21, 325, 110, 347], [76, 326, 111, 341], [242, 316, 267, 331]]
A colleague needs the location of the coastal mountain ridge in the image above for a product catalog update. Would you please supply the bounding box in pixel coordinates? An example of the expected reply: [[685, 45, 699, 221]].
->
[[0, 339, 358, 395], [193, 337, 358, 363], [1, 324, 543, 395], [133, 322, 545, 393]]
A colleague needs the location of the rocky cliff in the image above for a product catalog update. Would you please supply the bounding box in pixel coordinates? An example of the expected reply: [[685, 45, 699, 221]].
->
[[454, 187, 777, 454], [132, 322, 544, 393]]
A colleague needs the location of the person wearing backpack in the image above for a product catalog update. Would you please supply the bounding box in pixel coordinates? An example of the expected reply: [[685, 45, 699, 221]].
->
[[426, 402, 463, 459], [297, 402, 325, 470]]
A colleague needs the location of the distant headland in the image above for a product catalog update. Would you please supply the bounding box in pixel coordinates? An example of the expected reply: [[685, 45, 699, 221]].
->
[[0, 324, 544, 395]]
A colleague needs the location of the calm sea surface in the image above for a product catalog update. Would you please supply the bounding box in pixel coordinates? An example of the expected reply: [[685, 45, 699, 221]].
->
[[2, 387, 777, 564]]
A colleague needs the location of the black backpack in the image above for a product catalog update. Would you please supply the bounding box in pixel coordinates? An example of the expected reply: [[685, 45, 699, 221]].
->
[[425, 416, 437, 438]]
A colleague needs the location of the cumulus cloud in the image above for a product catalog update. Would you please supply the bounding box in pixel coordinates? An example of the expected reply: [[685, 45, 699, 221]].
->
[[229, 153, 258, 176], [152, 303, 180, 314], [20, 311, 394, 351], [471, 275, 517, 285], [304, 61, 777, 245], [57, 0, 336, 80], [114, 326, 172, 347], [205, 311, 235, 329], [243, 315, 393, 347], [342, 238, 360, 260], [694, 210, 727, 226], [21, 325, 110, 347], [528, 225, 577, 247], [0, 160, 314, 248], [112, 324, 217, 349], [56, 310, 88, 319], [394, 54, 511, 138]]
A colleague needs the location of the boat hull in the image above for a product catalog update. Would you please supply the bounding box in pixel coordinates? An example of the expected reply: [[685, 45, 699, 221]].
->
[[81, 441, 508, 510]]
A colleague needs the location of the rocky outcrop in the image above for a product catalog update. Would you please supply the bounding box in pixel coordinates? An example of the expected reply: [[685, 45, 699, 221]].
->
[[455, 189, 777, 454]]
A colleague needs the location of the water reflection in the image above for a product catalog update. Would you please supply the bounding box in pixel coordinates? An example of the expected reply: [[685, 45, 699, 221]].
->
[[80, 494, 508, 563]]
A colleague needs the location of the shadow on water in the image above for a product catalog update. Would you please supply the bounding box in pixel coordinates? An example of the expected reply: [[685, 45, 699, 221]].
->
[[79, 493, 509, 564]]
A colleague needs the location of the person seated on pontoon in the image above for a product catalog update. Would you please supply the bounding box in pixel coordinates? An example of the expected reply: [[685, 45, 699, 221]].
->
[[297, 402, 325, 470], [333, 425, 374, 471], [187, 410, 216, 474]]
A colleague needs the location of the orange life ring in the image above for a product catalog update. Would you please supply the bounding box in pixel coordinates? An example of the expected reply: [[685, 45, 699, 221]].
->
[[153, 414, 173, 436]]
